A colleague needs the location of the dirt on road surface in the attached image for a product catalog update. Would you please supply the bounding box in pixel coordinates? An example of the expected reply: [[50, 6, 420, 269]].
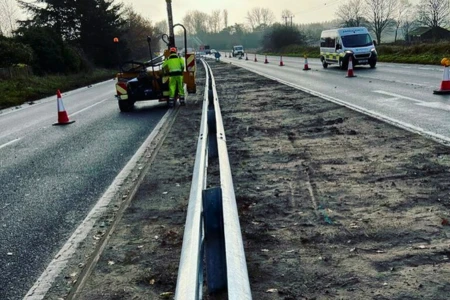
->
[[47, 60, 450, 300]]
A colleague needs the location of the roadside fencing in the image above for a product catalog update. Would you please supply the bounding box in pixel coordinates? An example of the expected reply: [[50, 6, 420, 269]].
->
[[174, 58, 252, 299]]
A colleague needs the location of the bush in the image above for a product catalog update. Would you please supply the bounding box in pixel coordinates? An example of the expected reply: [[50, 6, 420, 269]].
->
[[0, 38, 33, 67]]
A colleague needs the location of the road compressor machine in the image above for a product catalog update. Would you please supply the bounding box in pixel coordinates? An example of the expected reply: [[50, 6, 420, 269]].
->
[[114, 0, 196, 112]]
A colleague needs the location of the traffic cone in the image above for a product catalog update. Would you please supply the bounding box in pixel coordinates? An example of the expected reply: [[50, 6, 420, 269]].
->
[[245, 53, 249, 61], [434, 62, 450, 94], [346, 56, 356, 78], [53, 90, 75, 126], [279, 55, 284, 66], [254, 54, 258, 62], [303, 55, 311, 71], [264, 55, 269, 64]]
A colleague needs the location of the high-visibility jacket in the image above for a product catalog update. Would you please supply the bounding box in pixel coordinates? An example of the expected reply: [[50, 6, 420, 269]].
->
[[163, 53, 184, 76]]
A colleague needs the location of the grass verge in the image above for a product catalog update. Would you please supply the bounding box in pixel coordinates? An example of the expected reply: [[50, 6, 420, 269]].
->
[[0, 69, 115, 110]]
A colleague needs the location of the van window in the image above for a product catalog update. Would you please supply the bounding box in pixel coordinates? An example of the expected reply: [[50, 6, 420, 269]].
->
[[342, 34, 373, 47], [321, 37, 335, 48]]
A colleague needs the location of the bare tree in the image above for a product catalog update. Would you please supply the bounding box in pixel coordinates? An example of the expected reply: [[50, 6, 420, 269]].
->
[[336, 0, 365, 27], [155, 20, 168, 35], [393, 0, 412, 42], [365, 0, 399, 44], [182, 10, 209, 35], [223, 9, 228, 29], [210, 10, 221, 33], [122, 5, 158, 58], [417, 0, 450, 28], [246, 7, 275, 30], [281, 9, 295, 26], [0, 0, 19, 36]]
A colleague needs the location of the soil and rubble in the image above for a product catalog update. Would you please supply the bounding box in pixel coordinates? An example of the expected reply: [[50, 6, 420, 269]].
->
[[47, 60, 450, 300]]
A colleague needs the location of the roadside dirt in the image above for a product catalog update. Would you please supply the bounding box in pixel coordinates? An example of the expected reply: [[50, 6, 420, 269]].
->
[[48, 60, 450, 300]]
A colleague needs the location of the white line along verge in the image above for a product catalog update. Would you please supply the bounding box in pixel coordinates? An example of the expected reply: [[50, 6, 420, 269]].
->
[[23, 109, 172, 300]]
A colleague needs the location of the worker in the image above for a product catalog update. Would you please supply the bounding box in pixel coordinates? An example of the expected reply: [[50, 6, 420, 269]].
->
[[162, 47, 185, 107]]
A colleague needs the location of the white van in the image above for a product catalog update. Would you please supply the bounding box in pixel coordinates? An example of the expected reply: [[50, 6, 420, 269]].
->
[[320, 27, 377, 69], [232, 45, 245, 57]]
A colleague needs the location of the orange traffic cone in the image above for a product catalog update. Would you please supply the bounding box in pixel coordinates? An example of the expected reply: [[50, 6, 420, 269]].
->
[[254, 54, 258, 62], [279, 55, 284, 66], [346, 56, 356, 78], [434, 62, 450, 94], [53, 90, 75, 126], [303, 55, 311, 71], [264, 55, 269, 64], [245, 53, 249, 61]]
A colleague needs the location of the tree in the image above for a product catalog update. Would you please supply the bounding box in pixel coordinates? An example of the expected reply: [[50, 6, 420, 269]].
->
[[336, 0, 365, 27], [223, 9, 228, 29], [0, 37, 33, 67], [281, 10, 295, 26], [18, 0, 126, 68], [365, 0, 399, 44], [121, 5, 158, 60], [182, 10, 209, 35], [417, 0, 450, 29], [15, 26, 83, 74], [0, 0, 19, 36], [393, 0, 413, 42], [209, 10, 221, 33], [246, 7, 275, 30], [263, 23, 305, 51]]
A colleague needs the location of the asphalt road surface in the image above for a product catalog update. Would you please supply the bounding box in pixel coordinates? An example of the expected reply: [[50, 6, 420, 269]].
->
[[222, 54, 450, 144], [0, 81, 168, 300]]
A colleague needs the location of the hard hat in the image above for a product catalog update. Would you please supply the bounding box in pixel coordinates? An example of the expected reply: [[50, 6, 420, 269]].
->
[[170, 47, 177, 53]]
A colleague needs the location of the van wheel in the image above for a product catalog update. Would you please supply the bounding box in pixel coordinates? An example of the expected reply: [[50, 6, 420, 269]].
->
[[339, 58, 348, 70], [370, 61, 376, 68], [322, 59, 328, 69]]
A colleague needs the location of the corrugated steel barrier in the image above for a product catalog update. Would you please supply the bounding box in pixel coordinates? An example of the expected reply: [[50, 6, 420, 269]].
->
[[174, 59, 252, 300]]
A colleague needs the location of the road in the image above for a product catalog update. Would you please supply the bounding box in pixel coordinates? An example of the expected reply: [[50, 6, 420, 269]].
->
[[2, 55, 450, 299], [221, 54, 450, 144], [0, 81, 169, 300]]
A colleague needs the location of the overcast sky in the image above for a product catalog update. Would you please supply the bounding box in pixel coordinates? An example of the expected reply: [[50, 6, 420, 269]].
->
[[121, 0, 423, 26], [120, 0, 347, 25]]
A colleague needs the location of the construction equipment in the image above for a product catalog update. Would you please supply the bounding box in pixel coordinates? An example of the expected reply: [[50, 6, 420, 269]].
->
[[114, 0, 196, 112]]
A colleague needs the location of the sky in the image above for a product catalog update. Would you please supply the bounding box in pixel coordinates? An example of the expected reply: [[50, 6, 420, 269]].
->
[[120, 0, 346, 25]]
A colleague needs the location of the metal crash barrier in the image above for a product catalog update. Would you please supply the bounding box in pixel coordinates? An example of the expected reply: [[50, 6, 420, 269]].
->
[[174, 59, 252, 300]]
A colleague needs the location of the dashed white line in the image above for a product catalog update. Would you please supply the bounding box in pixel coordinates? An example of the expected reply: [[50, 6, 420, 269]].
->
[[69, 98, 109, 116], [0, 138, 21, 149]]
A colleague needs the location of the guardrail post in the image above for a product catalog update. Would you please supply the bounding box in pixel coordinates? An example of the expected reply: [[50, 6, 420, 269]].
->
[[202, 187, 227, 294]]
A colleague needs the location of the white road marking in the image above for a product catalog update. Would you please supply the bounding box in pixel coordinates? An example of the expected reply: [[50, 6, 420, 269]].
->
[[229, 61, 450, 145], [0, 138, 20, 149], [23, 109, 172, 300], [372, 90, 424, 103], [69, 98, 108, 116], [416, 102, 450, 111]]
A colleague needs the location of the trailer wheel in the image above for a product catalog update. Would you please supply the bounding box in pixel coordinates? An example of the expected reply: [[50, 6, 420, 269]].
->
[[118, 100, 134, 112]]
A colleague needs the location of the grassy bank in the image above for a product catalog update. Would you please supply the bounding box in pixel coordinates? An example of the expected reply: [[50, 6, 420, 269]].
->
[[0, 69, 115, 110], [264, 42, 450, 65]]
